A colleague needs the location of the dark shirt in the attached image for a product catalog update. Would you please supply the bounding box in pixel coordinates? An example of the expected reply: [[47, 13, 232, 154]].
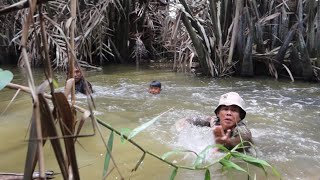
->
[[75, 78, 93, 94]]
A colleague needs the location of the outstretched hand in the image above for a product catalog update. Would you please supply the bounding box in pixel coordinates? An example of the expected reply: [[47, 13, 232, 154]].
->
[[213, 125, 231, 146]]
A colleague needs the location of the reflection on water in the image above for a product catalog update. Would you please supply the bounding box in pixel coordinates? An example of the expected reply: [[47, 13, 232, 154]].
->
[[0, 65, 320, 179]]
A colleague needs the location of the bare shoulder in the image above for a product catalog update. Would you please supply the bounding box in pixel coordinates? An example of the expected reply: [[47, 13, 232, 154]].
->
[[64, 78, 75, 97]]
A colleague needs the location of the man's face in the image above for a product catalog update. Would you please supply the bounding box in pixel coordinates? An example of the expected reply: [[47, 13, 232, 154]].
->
[[217, 105, 241, 130], [148, 87, 161, 94], [73, 68, 82, 83]]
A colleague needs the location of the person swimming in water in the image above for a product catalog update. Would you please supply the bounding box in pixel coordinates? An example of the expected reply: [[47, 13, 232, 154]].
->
[[175, 92, 253, 151], [148, 80, 161, 95], [64, 66, 93, 97]]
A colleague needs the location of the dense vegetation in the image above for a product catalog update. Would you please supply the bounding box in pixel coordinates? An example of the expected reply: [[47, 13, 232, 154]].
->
[[1, 0, 307, 179]]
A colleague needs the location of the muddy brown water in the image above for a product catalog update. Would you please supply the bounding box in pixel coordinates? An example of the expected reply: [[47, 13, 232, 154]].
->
[[0, 65, 319, 179]]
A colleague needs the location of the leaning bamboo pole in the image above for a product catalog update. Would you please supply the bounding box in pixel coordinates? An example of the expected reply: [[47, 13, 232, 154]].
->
[[227, 0, 243, 64], [18, 0, 46, 179], [69, 0, 77, 107]]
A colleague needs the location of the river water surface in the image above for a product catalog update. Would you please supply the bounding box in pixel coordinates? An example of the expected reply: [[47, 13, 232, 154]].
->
[[0, 65, 319, 180]]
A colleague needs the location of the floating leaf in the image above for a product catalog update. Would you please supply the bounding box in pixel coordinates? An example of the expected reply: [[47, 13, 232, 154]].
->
[[204, 169, 211, 180], [0, 69, 13, 90], [102, 131, 114, 179], [170, 168, 178, 180]]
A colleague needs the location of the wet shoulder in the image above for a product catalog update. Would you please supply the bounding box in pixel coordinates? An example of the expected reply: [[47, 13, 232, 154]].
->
[[232, 121, 251, 137]]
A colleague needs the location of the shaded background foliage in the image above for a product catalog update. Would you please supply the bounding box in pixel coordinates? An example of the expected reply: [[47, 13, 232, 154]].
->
[[0, 0, 320, 81]]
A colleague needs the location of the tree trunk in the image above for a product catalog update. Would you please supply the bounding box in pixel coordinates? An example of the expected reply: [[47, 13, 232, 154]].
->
[[316, 0, 320, 67], [297, 0, 313, 80], [227, 0, 243, 64], [180, 12, 208, 74], [241, 8, 254, 77]]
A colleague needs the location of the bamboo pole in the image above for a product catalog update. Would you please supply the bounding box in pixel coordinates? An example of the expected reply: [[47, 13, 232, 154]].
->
[[227, 0, 243, 64], [69, 0, 77, 107], [18, 0, 46, 178], [180, 11, 208, 74]]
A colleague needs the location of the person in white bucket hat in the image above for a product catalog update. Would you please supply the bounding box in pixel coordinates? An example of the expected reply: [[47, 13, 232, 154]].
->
[[212, 92, 252, 151], [175, 92, 253, 151]]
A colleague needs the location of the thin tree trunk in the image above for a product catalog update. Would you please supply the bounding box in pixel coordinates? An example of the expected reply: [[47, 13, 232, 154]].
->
[[241, 30, 253, 76], [241, 7, 253, 76], [227, 0, 243, 64], [297, 0, 313, 80], [181, 12, 208, 74], [307, 0, 316, 56], [316, 0, 320, 67]]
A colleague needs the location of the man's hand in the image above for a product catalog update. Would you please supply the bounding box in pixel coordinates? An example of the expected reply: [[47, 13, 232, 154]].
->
[[213, 125, 231, 146]]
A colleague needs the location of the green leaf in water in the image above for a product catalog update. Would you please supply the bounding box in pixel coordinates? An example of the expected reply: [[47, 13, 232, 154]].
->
[[231, 151, 280, 177], [127, 108, 173, 140], [204, 169, 211, 180], [102, 131, 114, 179], [170, 168, 178, 180], [194, 144, 227, 168], [120, 128, 132, 144], [0, 69, 13, 91], [219, 158, 247, 173], [161, 149, 196, 160]]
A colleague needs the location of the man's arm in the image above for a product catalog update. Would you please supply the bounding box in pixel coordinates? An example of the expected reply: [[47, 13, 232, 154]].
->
[[175, 116, 213, 131], [214, 125, 253, 151], [224, 131, 252, 150], [64, 78, 74, 97]]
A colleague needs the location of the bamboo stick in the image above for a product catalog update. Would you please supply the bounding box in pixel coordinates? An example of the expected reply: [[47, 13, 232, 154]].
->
[[227, 0, 243, 64], [18, 0, 46, 178], [180, 11, 208, 74]]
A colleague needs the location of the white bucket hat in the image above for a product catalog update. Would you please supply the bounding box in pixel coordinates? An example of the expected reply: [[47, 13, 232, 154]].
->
[[214, 92, 246, 119]]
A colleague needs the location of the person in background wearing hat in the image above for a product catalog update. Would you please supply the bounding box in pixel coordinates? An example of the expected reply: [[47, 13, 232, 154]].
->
[[148, 80, 161, 95], [64, 66, 93, 97], [175, 92, 253, 151]]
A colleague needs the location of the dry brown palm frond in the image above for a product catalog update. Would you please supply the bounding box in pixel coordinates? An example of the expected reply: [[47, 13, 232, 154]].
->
[[53, 92, 80, 179], [131, 35, 149, 59], [38, 93, 69, 179], [48, 0, 70, 18]]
